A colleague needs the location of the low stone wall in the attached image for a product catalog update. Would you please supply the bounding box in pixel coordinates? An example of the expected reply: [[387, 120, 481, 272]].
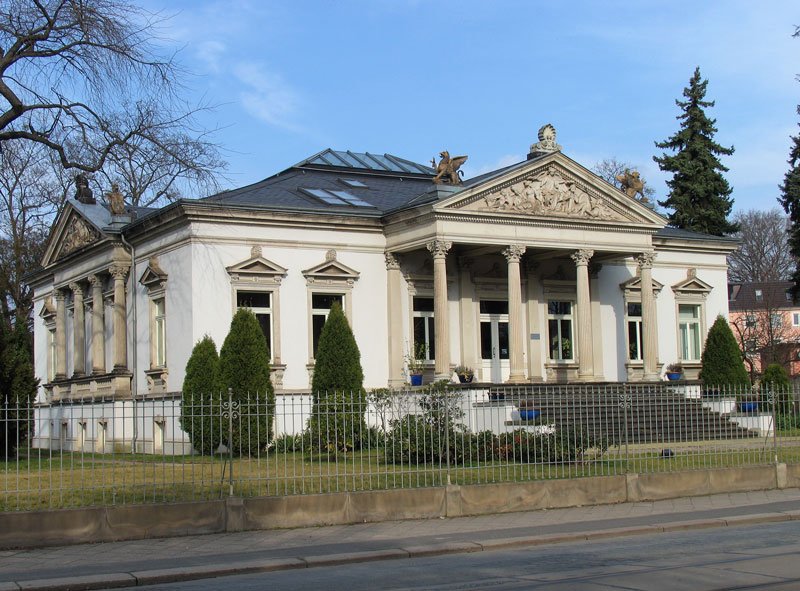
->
[[0, 464, 789, 550]]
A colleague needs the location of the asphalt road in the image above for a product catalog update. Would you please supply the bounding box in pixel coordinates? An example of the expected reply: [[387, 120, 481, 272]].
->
[[106, 521, 800, 591]]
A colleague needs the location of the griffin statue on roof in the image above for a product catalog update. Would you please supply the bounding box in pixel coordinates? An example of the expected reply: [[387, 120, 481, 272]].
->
[[433, 151, 468, 185]]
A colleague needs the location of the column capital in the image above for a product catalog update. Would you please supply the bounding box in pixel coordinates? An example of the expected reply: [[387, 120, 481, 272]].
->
[[426, 239, 452, 259], [502, 244, 526, 263], [109, 264, 130, 280], [384, 251, 401, 270], [637, 251, 656, 270], [53, 288, 67, 302], [87, 274, 103, 288], [68, 281, 84, 297], [570, 249, 594, 266]]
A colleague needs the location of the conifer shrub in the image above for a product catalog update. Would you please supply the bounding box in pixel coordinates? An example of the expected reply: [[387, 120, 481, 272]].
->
[[699, 315, 750, 390], [219, 308, 274, 455], [0, 319, 38, 459], [762, 363, 792, 413], [180, 336, 223, 455], [308, 302, 366, 455]]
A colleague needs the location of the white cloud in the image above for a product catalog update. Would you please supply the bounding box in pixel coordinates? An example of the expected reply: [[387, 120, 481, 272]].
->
[[233, 63, 303, 132], [195, 41, 226, 73]]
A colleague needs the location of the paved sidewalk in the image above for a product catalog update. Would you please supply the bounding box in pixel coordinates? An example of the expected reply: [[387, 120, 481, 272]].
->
[[2, 488, 800, 591]]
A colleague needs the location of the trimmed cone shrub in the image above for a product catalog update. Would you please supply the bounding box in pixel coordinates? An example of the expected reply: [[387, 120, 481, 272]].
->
[[180, 336, 223, 455], [219, 309, 274, 455], [762, 363, 792, 413], [308, 302, 366, 454], [0, 319, 38, 459], [699, 315, 750, 390]]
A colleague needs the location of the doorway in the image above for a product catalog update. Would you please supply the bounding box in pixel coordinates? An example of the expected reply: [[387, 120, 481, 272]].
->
[[480, 300, 509, 383]]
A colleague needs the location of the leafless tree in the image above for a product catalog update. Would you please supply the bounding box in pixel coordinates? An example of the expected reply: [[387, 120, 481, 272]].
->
[[728, 209, 793, 282], [0, 0, 224, 179], [592, 157, 657, 203]]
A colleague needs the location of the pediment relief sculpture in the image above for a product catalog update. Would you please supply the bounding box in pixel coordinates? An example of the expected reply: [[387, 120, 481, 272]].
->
[[475, 170, 626, 222], [58, 215, 101, 259]]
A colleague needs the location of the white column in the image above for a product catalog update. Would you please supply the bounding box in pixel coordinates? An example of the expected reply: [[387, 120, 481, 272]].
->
[[88, 274, 106, 375], [638, 251, 659, 381], [385, 251, 405, 387], [54, 289, 67, 380], [571, 249, 594, 381], [109, 264, 129, 372], [457, 257, 478, 372], [69, 282, 86, 377], [427, 239, 452, 380], [503, 245, 526, 383], [525, 260, 544, 382]]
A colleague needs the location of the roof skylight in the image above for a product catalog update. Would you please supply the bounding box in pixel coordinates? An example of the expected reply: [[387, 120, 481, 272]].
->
[[300, 187, 373, 208], [340, 178, 368, 188]]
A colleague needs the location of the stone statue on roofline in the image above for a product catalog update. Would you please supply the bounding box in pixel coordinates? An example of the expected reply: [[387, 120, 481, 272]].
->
[[615, 169, 648, 202], [74, 173, 96, 204], [106, 183, 126, 216], [432, 150, 468, 185], [528, 123, 562, 159]]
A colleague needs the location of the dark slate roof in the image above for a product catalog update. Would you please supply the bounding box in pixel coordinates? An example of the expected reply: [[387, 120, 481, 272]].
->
[[728, 281, 796, 311], [202, 150, 436, 216], [70, 198, 159, 230], [654, 226, 737, 242]]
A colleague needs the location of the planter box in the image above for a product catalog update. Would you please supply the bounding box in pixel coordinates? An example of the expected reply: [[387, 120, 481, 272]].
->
[[729, 413, 774, 437], [701, 398, 737, 416]]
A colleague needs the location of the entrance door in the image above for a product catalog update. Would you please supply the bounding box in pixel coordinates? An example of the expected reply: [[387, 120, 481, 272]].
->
[[479, 300, 509, 383]]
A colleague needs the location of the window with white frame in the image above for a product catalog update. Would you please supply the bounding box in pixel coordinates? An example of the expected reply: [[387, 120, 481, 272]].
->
[[626, 302, 643, 361], [47, 328, 56, 381], [237, 290, 273, 357], [547, 300, 574, 361], [678, 304, 702, 361], [745, 314, 756, 328], [793, 312, 800, 327], [770, 312, 783, 329], [412, 297, 435, 361], [311, 293, 343, 357], [153, 297, 166, 367]]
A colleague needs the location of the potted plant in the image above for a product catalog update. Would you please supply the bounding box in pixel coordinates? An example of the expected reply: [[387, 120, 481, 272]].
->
[[517, 399, 541, 421], [405, 343, 427, 386], [454, 365, 474, 384], [665, 362, 683, 381]]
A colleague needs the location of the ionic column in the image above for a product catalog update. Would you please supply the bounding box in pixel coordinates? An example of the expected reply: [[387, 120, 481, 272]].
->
[[385, 252, 405, 388], [54, 289, 67, 380], [109, 264, 130, 372], [571, 249, 594, 380], [503, 245, 526, 383], [427, 239, 452, 380], [69, 282, 86, 377], [88, 274, 106, 375], [638, 252, 659, 381]]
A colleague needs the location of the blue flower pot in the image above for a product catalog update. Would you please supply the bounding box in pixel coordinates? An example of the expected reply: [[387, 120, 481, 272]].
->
[[739, 401, 758, 413], [409, 374, 423, 386], [666, 372, 683, 381], [519, 409, 540, 421]]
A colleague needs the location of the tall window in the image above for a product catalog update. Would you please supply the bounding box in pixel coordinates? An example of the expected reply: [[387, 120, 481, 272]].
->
[[237, 290, 272, 357], [311, 293, 343, 356], [547, 301, 573, 361], [626, 302, 643, 361], [48, 328, 56, 381], [412, 297, 435, 361], [678, 304, 702, 361], [153, 298, 166, 367]]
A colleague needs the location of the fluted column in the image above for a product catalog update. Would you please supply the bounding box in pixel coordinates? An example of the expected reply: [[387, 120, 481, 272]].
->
[[385, 252, 405, 387], [88, 274, 106, 374], [69, 282, 86, 377], [638, 252, 659, 381], [503, 245, 526, 383], [54, 289, 67, 380], [109, 264, 130, 372], [571, 249, 594, 380], [427, 239, 452, 379]]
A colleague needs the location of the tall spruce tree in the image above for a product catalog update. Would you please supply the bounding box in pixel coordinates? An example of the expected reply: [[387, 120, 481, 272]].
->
[[780, 29, 800, 296], [309, 302, 367, 455], [180, 336, 223, 455], [654, 67, 737, 236], [219, 309, 274, 455], [0, 317, 38, 459]]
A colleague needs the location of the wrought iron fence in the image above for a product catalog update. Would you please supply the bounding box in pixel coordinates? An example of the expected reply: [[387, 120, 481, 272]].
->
[[2, 382, 798, 511]]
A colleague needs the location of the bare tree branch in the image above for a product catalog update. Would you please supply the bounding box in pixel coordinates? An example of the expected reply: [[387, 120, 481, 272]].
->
[[728, 209, 794, 282]]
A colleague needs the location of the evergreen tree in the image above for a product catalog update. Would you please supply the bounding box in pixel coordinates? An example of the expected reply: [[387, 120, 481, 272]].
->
[[779, 107, 800, 296], [654, 67, 737, 236], [699, 315, 749, 389], [219, 309, 274, 455], [0, 317, 38, 459], [180, 336, 223, 455], [309, 302, 366, 454]]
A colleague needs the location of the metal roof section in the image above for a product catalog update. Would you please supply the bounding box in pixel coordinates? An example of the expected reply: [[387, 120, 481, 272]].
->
[[296, 149, 434, 175]]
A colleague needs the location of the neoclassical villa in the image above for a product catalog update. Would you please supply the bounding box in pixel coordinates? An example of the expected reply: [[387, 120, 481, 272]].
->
[[29, 125, 737, 410]]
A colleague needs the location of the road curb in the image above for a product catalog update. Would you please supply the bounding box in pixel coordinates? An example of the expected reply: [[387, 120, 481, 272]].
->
[[5, 511, 795, 591]]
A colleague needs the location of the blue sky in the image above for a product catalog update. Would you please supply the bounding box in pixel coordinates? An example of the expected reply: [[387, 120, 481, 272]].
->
[[148, 0, 798, 213]]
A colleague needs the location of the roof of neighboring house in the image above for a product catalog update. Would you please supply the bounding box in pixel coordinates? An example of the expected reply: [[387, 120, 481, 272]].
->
[[728, 281, 796, 311]]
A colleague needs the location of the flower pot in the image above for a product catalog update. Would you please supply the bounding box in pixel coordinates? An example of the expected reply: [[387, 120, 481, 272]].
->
[[519, 409, 540, 421], [739, 401, 758, 413], [409, 374, 423, 386], [458, 374, 473, 384], [666, 372, 683, 381]]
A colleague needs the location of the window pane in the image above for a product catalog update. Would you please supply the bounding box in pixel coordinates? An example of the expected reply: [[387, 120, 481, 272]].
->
[[256, 313, 271, 354], [413, 317, 426, 351], [312, 314, 326, 356], [548, 301, 571, 315], [427, 318, 435, 360], [548, 318, 559, 359], [560, 319, 573, 360], [628, 320, 640, 360], [627, 302, 642, 317], [312, 293, 343, 309], [481, 322, 492, 359], [237, 291, 270, 308], [480, 300, 509, 315], [413, 297, 434, 312], [679, 304, 698, 320], [689, 323, 701, 360], [498, 322, 509, 359]]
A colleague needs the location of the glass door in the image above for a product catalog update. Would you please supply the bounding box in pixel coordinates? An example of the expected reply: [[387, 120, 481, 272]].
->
[[479, 300, 510, 383]]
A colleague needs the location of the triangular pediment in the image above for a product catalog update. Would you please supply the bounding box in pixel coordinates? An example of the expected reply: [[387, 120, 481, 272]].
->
[[227, 246, 288, 283], [620, 275, 664, 296], [672, 270, 713, 296], [139, 256, 169, 291], [42, 201, 111, 267], [302, 249, 360, 283], [438, 153, 666, 227]]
